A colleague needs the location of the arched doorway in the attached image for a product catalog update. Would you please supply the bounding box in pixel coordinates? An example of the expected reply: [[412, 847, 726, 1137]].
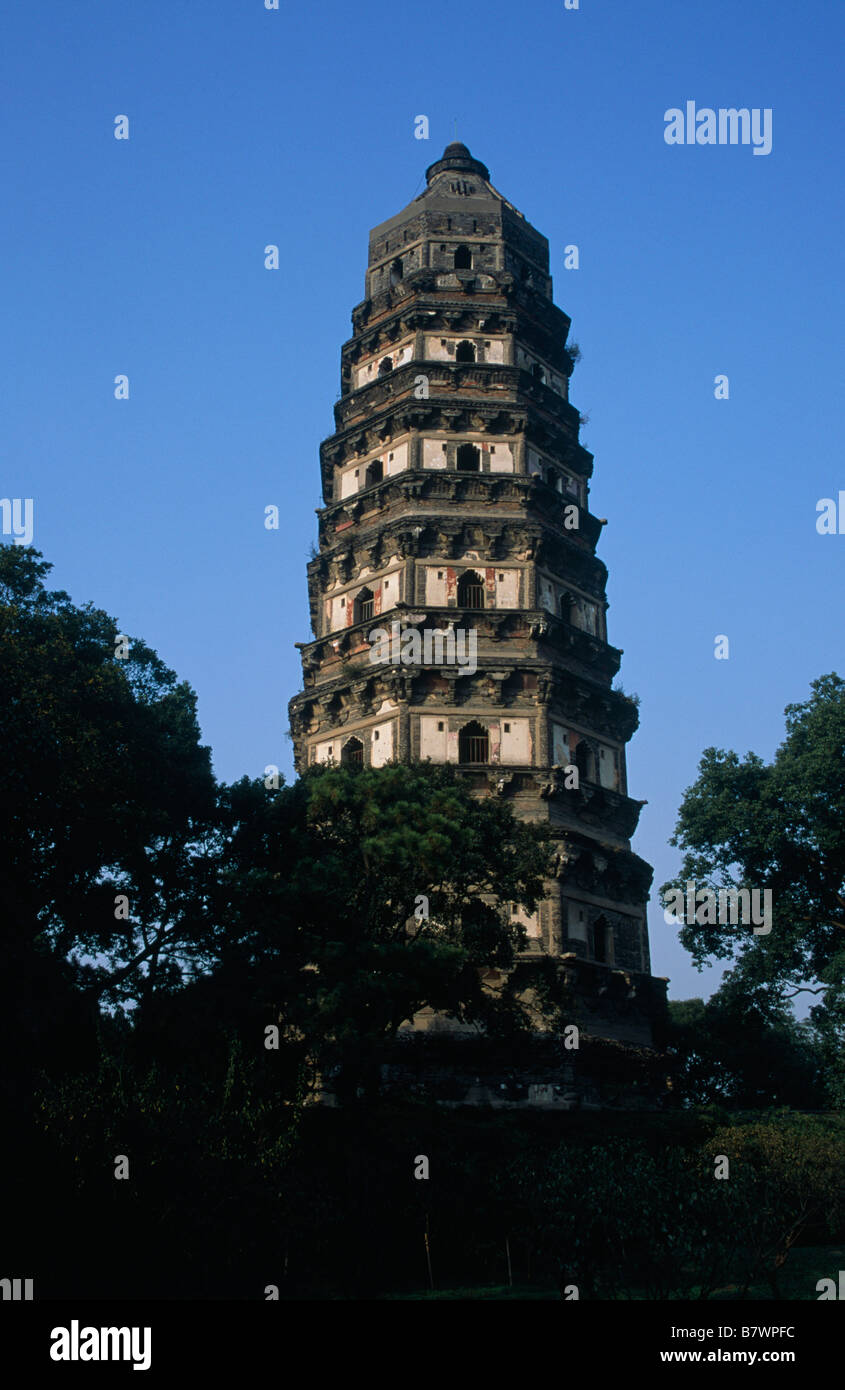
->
[[354, 587, 375, 624], [592, 915, 611, 963], [457, 570, 485, 609], [456, 443, 479, 472], [342, 736, 364, 767], [458, 720, 489, 764], [574, 739, 594, 783]]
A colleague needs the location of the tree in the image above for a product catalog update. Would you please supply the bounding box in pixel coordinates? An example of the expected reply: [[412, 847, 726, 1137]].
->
[[214, 762, 553, 1098], [703, 1116, 845, 1297], [665, 990, 825, 1108], [660, 673, 845, 1100], [0, 546, 218, 1039]]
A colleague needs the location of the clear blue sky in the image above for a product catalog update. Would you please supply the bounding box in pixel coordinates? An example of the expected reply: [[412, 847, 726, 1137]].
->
[[3, 0, 843, 1003]]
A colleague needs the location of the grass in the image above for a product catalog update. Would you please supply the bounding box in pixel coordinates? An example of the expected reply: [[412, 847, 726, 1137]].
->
[[378, 1246, 844, 1300]]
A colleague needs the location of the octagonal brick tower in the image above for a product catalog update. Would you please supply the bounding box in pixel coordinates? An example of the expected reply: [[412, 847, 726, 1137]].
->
[[289, 143, 666, 1066]]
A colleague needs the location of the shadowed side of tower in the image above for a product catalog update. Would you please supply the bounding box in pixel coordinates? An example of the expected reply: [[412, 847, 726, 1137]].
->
[[289, 144, 667, 1107]]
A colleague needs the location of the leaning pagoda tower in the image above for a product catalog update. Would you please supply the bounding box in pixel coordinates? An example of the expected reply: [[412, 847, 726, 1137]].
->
[[289, 143, 666, 1102]]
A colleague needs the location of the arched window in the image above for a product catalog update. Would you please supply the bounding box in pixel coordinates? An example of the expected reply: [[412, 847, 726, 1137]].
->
[[559, 592, 572, 623], [532, 362, 546, 384], [455, 339, 476, 363], [459, 720, 489, 764], [365, 459, 383, 488], [454, 244, 472, 270], [378, 356, 393, 377], [456, 443, 480, 472], [592, 915, 611, 963], [545, 467, 556, 488], [457, 569, 485, 609], [574, 740, 594, 783], [389, 257, 403, 286], [342, 736, 364, 767], [354, 587, 375, 624]]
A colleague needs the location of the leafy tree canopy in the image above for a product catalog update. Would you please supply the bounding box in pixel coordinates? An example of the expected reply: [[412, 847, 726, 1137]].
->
[[661, 673, 845, 1098], [0, 546, 217, 1028], [214, 762, 554, 1094], [665, 989, 826, 1108]]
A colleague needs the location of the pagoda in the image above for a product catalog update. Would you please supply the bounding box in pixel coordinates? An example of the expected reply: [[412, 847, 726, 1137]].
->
[[289, 143, 666, 1103]]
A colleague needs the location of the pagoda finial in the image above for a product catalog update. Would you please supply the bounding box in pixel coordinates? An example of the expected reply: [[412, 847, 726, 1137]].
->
[[425, 141, 490, 185]]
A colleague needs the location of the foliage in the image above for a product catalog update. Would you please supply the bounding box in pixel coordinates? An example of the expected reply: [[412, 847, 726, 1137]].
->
[[500, 1113, 845, 1300], [4, 554, 844, 1299], [214, 763, 554, 1097], [661, 673, 845, 1098], [703, 1115, 845, 1297], [666, 988, 826, 1108], [0, 546, 217, 1079], [30, 1024, 305, 1297]]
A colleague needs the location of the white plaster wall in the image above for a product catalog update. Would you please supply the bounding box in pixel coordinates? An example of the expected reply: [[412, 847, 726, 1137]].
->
[[551, 723, 570, 766], [339, 442, 409, 497], [340, 466, 360, 499], [572, 598, 598, 634], [494, 569, 519, 606], [355, 340, 414, 388], [329, 594, 346, 629], [451, 440, 511, 472], [379, 572, 399, 608], [328, 578, 390, 630], [423, 438, 448, 469], [422, 718, 517, 764], [384, 442, 408, 476], [326, 563, 400, 633], [423, 335, 505, 364], [314, 737, 338, 765], [370, 720, 394, 767], [598, 746, 618, 790], [425, 336, 455, 361], [425, 567, 450, 605], [500, 718, 532, 765], [486, 442, 514, 473], [420, 715, 448, 761]]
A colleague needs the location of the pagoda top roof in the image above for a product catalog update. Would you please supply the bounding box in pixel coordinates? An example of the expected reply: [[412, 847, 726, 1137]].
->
[[369, 142, 537, 245]]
